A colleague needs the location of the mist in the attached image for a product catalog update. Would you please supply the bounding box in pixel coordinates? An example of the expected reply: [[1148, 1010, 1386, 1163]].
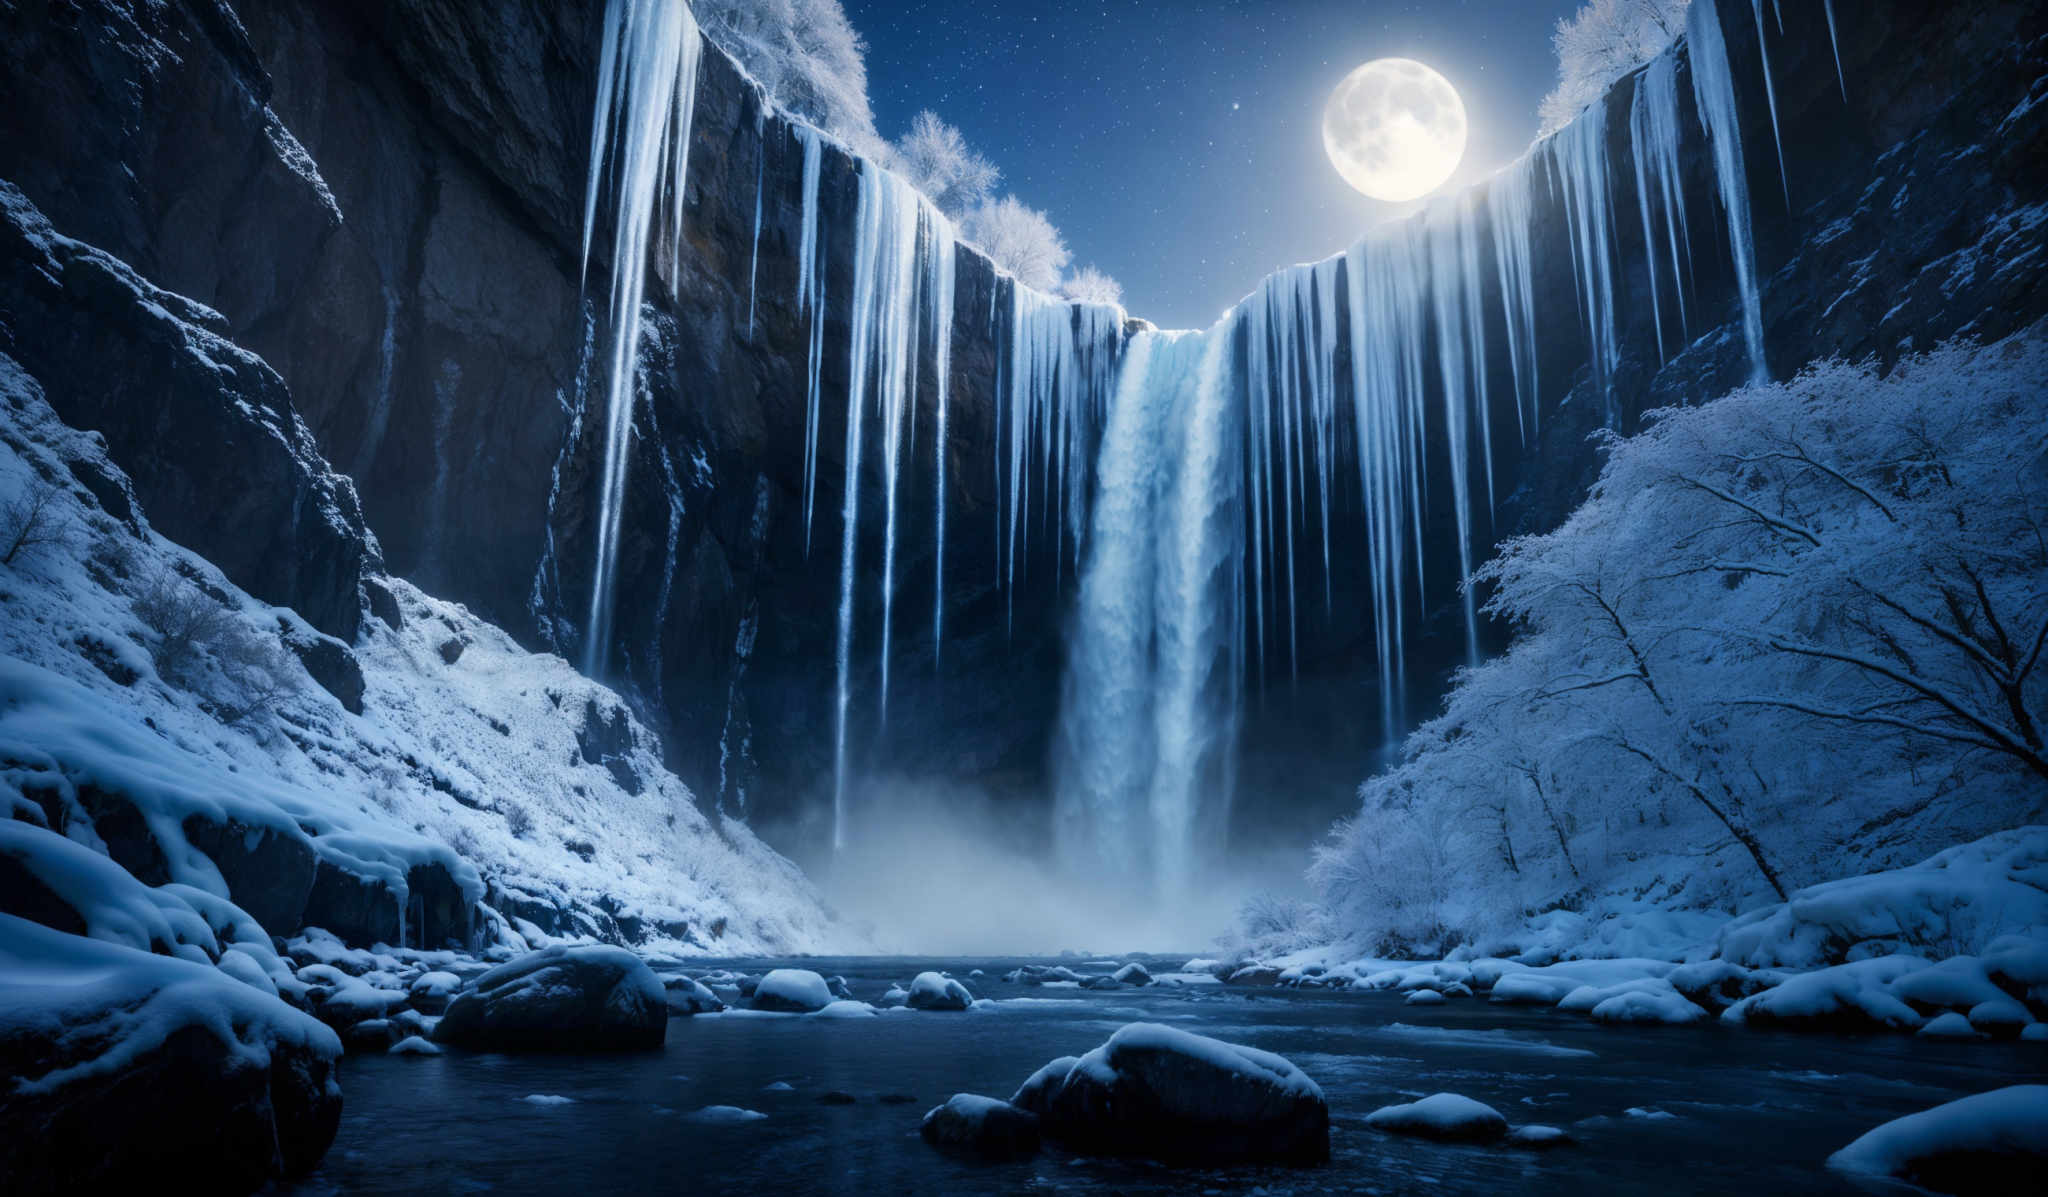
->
[[813, 778, 1314, 956]]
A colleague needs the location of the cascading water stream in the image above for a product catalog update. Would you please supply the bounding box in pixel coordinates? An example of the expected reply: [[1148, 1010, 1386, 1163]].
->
[[564, 0, 1809, 887]]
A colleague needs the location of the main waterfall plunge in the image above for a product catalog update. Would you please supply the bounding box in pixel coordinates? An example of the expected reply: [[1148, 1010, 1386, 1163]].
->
[[566, 0, 1831, 914]]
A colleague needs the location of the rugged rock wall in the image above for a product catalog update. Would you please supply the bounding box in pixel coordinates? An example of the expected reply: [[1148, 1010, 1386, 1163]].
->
[[2, 0, 2042, 862]]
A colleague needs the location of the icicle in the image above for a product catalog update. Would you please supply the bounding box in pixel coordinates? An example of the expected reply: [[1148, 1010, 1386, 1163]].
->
[[1631, 47, 1696, 363], [797, 125, 826, 552], [1552, 100, 1621, 425], [1823, 0, 1848, 100], [1689, 0, 1771, 383], [930, 230, 956, 666], [746, 108, 764, 339], [577, 0, 703, 675], [832, 164, 925, 851], [1427, 203, 1481, 668], [1487, 158, 1540, 443], [1747, 0, 1792, 207]]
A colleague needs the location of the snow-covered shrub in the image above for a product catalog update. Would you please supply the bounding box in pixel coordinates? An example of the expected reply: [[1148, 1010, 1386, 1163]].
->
[[1313, 329, 2048, 952], [1062, 265, 1124, 308], [131, 561, 296, 724], [692, 0, 884, 156], [1538, 0, 1689, 136], [964, 196, 1070, 292], [891, 110, 999, 219], [0, 477, 66, 565]]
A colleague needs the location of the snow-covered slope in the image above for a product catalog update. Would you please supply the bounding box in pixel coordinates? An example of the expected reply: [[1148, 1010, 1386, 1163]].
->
[[0, 344, 847, 958]]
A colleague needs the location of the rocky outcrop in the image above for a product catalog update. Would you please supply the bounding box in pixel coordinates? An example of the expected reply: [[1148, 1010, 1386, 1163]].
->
[[0, 182, 372, 641], [921, 1094, 1043, 1160]]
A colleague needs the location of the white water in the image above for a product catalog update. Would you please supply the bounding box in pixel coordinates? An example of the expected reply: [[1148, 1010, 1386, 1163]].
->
[[577, 0, 702, 675], [1054, 330, 1238, 894]]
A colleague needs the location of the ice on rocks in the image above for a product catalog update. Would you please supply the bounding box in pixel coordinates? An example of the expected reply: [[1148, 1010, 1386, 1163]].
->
[[906, 971, 974, 1011], [751, 968, 834, 1013], [1365, 1093, 1510, 1143]]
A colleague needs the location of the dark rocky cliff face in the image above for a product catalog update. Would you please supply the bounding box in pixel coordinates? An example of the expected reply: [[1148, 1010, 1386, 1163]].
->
[[2, 0, 2042, 864]]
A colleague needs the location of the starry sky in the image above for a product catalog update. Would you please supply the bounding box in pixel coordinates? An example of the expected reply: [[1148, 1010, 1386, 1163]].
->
[[843, 0, 1581, 329]]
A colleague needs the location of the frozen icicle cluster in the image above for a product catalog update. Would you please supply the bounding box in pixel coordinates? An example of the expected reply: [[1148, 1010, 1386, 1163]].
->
[[1631, 46, 1695, 362], [1552, 99, 1621, 423], [829, 163, 956, 852], [1687, 0, 1772, 383], [577, 0, 703, 675], [997, 288, 1124, 617]]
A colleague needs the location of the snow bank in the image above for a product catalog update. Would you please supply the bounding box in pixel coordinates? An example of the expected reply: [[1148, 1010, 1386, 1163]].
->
[[1827, 1086, 2048, 1189], [1723, 955, 1928, 1031], [1718, 828, 2048, 969]]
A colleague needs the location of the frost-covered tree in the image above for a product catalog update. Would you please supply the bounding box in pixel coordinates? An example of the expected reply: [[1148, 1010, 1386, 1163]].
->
[[1311, 330, 2048, 953], [964, 196, 1071, 293], [1538, 0, 1690, 136], [892, 110, 999, 219], [693, 0, 885, 156], [1061, 265, 1125, 308]]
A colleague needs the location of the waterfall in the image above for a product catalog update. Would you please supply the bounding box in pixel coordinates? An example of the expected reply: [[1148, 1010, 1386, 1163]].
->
[[577, 0, 703, 675], [1690, 0, 1771, 383], [1054, 329, 1237, 894]]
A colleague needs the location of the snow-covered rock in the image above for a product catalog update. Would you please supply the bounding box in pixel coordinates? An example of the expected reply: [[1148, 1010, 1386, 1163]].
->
[[1019, 1023, 1328, 1163], [811, 1000, 877, 1018], [1723, 956, 1927, 1032], [1507, 1124, 1573, 1149], [920, 1094, 1042, 1159], [750, 968, 834, 1013], [1827, 1086, 2048, 1192], [1404, 988, 1446, 1006], [0, 913, 342, 1192], [1588, 985, 1709, 1025], [1364, 1093, 1510, 1143], [1112, 962, 1152, 986], [683, 1105, 766, 1124], [662, 975, 725, 1015], [906, 971, 974, 1011], [389, 1035, 441, 1055], [436, 946, 666, 1051], [1915, 1012, 1985, 1040]]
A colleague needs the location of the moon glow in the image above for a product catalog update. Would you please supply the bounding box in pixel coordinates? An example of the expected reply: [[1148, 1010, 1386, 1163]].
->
[[1322, 58, 1468, 203]]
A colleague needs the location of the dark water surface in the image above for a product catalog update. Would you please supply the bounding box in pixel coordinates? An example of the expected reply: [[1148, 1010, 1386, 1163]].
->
[[285, 955, 2045, 1195]]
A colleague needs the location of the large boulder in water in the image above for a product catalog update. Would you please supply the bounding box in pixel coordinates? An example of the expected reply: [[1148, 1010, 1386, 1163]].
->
[[750, 968, 833, 1013], [906, 971, 973, 1011], [0, 915, 343, 1193], [664, 975, 725, 1015], [1016, 1023, 1328, 1164], [921, 1094, 1042, 1160], [436, 946, 665, 1051]]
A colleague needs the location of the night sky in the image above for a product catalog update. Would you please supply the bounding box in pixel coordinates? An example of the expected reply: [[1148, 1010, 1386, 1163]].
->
[[844, 0, 1581, 329]]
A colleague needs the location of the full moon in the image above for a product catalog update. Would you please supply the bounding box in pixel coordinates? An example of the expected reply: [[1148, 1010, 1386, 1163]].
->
[[1322, 58, 1468, 203]]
